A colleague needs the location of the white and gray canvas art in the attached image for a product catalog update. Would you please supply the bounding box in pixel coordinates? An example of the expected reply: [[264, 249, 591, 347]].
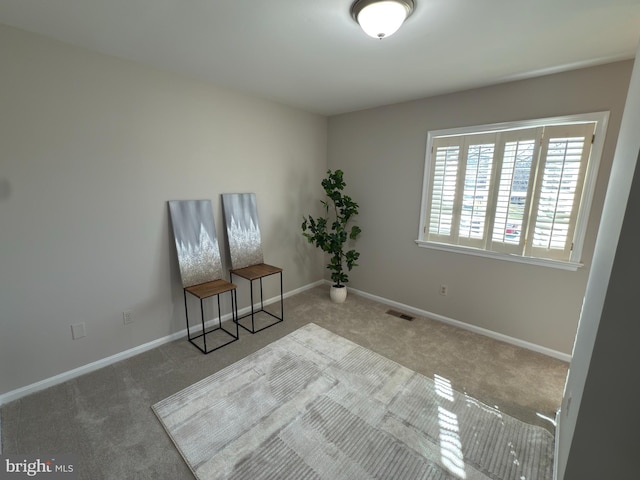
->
[[169, 200, 224, 287], [222, 193, 264, 270]]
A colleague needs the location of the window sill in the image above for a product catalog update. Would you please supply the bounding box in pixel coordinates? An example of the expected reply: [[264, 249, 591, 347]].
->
[[414, 240, 583, 271]]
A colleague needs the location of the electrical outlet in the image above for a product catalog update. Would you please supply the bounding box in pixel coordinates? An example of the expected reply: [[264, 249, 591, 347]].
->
[[123, 311, 133, 325], [439, 284, 448, 296], [71, 322, 86, 340]]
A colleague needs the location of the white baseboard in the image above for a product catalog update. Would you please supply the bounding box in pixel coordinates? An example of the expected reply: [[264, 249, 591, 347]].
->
[[0, 279, 568, 406], [0, 280, 325, 407], [348, 285, 572, 363], [0, 331, 186, 408]]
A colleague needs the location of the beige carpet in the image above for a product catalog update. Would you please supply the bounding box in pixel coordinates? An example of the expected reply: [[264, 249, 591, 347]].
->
[[153, 323, 553, 480]]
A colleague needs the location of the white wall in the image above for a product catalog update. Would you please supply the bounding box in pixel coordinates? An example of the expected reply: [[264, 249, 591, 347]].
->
[[557, 44, 640, 479], [0, 25, 327, 397], [327, 62, 632, 355]]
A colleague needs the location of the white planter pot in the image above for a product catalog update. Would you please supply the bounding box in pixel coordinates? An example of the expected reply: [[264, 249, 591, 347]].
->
[[330, 285, 347, 303]]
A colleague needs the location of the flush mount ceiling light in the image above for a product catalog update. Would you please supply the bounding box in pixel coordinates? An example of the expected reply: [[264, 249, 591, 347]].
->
[[351, 0, 415, 39]]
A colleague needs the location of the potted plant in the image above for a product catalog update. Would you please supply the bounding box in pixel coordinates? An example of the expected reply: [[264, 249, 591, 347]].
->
[[302, 169, 362, 303]]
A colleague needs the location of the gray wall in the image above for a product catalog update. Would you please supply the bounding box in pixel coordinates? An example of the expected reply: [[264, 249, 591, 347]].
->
[[327, 61, 632, 355], [558, 44, 640, 479], [0, 25, 327, 397]]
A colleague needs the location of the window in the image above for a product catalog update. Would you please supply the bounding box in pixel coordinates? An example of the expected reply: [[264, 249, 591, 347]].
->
[[417, 112, 609, 270]]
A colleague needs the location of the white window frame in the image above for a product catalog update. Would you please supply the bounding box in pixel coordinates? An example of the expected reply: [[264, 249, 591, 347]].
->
[[416, 112, 609, 271]]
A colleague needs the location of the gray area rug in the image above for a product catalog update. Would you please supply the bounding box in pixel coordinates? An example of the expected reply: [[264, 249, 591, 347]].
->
[[152, 324, 554, 480]]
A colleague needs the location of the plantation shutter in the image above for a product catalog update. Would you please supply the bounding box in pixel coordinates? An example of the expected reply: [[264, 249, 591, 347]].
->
[[427, 137, 461, 243], [489, 128, 542, 255], [422, 118, 600, 263], [526, 123, 595, 261], [456, 133, 497, 249]]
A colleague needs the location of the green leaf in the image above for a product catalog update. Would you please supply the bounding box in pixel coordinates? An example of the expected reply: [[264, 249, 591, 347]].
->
[[301, 168, 361, 286]]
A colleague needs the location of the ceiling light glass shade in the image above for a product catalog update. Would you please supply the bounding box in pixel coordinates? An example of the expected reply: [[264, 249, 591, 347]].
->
[[351, 0, 414, 39]]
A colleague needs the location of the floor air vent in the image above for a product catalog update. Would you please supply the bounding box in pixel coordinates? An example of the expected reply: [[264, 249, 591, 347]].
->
[[386, 309, 414, 321]]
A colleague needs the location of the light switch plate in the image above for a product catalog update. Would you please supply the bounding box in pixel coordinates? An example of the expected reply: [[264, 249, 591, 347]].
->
[[71, 322, 86, 339]]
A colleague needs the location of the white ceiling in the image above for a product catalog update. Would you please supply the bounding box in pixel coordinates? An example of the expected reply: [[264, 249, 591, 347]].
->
[[1, 0, 640, 115]]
